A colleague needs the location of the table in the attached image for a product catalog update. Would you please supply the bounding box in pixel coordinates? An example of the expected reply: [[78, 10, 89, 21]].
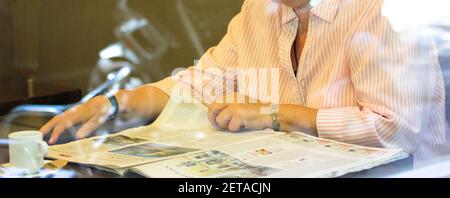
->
[[0, 114, 414, 178], [0, 143, 413, 178]]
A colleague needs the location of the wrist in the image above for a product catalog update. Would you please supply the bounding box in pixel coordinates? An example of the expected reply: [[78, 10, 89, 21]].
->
[[114, 90, 128, 113], [275, 105, 318, 135], [260, 113, 274, 130], [293, 106, 318, 136]]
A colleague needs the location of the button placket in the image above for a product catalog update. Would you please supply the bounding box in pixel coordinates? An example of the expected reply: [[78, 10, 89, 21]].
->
[[297, 17, 317, 106], [279, 18, 303, 104]]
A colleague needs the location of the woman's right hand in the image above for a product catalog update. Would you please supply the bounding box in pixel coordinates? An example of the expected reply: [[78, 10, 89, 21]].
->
[[40, 85, 170, 145], [40, 95, 112, 144]]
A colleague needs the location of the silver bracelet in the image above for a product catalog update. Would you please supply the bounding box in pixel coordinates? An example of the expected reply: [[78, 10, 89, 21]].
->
[[271, 104, 280, 131]]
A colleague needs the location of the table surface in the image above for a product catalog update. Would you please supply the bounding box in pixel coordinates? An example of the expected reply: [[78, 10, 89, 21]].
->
[[0, 113, 414, 178], [0, 145, 413, 178]]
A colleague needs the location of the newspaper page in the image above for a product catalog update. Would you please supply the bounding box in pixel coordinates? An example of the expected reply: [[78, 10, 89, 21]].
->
[[48, 134, 197, 168], [47, 125, 187, 160], [49, 129, 278, 169], [82, 129, 279, 175], [130, 132, 408, 178]]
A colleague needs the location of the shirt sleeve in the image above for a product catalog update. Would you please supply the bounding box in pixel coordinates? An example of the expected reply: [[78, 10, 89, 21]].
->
[[150, 1, 252, 104], [316, 0, 444, 153]]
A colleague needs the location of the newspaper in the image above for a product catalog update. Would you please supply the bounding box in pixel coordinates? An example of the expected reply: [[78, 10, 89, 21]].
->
[[127, 132, 407, 178], [47, 88, 408, 177]]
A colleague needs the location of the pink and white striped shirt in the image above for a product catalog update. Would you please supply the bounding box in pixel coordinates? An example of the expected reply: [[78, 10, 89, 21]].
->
[[152, 0, 450, 167]]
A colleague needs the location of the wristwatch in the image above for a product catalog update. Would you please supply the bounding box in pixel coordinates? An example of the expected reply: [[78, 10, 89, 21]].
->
[[107, 95, 120, 120], [271, 104, 281, 131]]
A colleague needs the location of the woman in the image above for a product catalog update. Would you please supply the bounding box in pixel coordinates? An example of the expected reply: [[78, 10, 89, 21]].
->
[[41, 0, 449, 167]]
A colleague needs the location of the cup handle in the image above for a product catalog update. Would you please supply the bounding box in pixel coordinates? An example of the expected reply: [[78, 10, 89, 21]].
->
[[36, 141, 48, 157]]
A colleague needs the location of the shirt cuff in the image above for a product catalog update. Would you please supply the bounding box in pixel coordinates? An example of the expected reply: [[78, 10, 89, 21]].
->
[[148, 77, 176, 96], [316, 107, 381, 146]]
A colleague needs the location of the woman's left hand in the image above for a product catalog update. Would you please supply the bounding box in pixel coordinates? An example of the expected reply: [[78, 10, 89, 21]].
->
[[207, 93, 319, 135], [207, 94, 272, 132]]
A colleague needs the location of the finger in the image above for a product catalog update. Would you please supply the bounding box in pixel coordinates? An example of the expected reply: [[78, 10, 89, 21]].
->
[[208, 103, 228, 127], [49, 118, 74, 145], [48, 122, 67, 145], [228, 117, 244, 132], [40, 115, 64, 135], [49, 113, 90, 144], [216, 109, 233, 129], [41, 105, 83, 135], [76, 116, 105, 139]]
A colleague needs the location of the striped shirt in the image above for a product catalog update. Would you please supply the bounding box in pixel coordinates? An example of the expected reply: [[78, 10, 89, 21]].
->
[[151, 0, 450, 167]]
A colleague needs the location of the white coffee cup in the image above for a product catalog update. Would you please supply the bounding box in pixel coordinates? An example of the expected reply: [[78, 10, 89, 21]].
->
[[8, 131, 48, 174]]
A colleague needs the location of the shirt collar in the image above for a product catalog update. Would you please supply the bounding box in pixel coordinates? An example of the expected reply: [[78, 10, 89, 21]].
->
[[281, 0, 341, 24]]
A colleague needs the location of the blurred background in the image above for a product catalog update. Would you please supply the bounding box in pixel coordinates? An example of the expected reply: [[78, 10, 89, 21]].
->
[[0, 0, 243, 140], [0, 0, 243, 94]]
